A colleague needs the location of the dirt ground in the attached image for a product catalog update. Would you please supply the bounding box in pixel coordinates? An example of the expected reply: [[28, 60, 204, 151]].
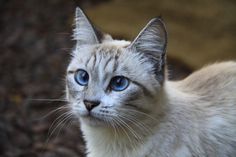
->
[[0, 0, 234, 157]]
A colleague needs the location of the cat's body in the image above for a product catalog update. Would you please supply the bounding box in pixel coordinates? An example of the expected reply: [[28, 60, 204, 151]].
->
[[79, 56, 236, 157], [66, 8, 236, 157]]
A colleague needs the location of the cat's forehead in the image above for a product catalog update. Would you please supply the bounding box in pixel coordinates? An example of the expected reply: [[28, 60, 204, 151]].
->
[[102, 40, 131, 48], [69, 39, 148, 75], [73, 40, 129, 57], [69, 40, 131, 70], [74, 40, 131, 62], [93, 40, 131, 54]]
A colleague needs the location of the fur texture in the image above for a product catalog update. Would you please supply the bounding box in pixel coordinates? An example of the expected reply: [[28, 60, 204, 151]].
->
[[66, 7, 236, 157]]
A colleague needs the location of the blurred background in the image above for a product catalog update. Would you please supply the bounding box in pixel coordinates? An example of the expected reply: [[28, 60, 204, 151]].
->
[[0, 0, 235, 156]]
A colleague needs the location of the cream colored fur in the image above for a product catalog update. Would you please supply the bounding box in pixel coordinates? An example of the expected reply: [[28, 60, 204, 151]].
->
[[66, 7, 236, 157], [79, 62, 236, 157]]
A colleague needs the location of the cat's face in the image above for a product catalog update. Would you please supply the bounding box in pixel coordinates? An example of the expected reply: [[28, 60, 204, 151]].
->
[[66, 8, 167, 127]]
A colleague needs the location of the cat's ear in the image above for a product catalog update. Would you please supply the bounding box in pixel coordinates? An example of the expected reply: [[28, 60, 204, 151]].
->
[[73, 7, 103, 45], [129, 18, 167, 82]]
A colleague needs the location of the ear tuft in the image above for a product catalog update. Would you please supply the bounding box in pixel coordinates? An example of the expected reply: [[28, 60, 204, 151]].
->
[[73, 7, 101, 45]]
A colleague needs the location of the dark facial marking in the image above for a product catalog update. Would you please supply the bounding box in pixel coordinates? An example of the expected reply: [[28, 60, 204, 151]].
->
[[132, 81, 154, 98], [85, 57, 91, 68], [104, 56, 113, 70], [124, 89, 143, 103], [67, 70, 75, 74], [113, 49, 121, 73], [92, 52, 97, 70], [97, 48, 103, 66]]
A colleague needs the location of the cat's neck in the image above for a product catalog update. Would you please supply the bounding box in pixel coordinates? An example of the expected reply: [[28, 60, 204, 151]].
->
[[80, 114, 161, 157], [80, 80, 194, 157]]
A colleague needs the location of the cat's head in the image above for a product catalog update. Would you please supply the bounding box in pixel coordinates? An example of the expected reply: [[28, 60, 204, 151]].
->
[[66, 8, 167, 127]]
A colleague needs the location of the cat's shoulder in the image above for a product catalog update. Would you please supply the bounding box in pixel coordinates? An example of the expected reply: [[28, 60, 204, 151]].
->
[[188, 61, 236, 79], [174, 61, 236, 92]]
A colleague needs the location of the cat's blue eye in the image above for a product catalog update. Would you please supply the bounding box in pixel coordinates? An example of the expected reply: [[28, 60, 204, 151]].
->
[[110, 76, 129, 91], [74, 69, 89, 86]]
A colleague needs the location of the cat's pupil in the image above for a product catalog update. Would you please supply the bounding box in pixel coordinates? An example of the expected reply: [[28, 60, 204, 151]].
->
[[115, 78, 122, 85]]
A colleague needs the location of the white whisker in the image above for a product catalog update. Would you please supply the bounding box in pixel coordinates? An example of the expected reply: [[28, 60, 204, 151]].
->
[[39, 106, 70, 120], [29, 98, 69, 102], [118, 108, 159, 122], [118, 112, 153, 137]]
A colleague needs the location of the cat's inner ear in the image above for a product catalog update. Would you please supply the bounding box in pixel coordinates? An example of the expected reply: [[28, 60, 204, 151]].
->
[[129, 18, 167, 82], [73, 7, 102, 45]]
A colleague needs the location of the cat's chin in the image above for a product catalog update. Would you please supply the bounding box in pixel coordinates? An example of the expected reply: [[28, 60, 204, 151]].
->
[[79, 115, 107, 127]]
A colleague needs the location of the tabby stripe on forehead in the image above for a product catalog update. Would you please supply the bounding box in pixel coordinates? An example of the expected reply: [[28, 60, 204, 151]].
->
[[132, 81, 153, 97], [104, 56, 113, 70], [97, 48, 103, 66], [112, 49, 121, 72], [85, 56, 91, 68], [92, 52, 97, 69]]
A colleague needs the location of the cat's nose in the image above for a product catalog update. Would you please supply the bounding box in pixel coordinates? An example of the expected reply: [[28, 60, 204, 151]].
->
[[83, 100, 100, 112]]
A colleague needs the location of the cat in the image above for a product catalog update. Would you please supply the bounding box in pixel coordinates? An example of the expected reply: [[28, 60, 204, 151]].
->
[[65, 7, 236, 157]]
